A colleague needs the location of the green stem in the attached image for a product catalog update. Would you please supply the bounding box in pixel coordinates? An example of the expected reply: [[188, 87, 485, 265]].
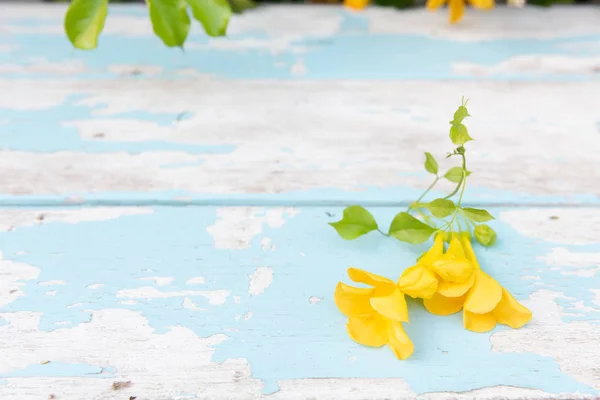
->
[[409, 177, 439, 211], [377, 228, 390, 237]]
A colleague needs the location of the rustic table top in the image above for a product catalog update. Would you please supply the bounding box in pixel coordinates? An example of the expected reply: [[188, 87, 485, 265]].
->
[[1, 3, 600, 399]]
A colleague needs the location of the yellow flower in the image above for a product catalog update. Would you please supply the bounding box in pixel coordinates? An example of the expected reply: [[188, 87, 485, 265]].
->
[[344, 0, 369, 10], [424, 235, 532, 332], [426, 0, 494, 24], [334, 267, 414, 359]]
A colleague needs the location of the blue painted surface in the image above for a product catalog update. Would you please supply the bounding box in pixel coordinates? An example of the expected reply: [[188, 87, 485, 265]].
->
[[0, 95, 235, 155], [1, 7, 600, 81], [0, 185, 598, 207], [0, 206, 598, 394]]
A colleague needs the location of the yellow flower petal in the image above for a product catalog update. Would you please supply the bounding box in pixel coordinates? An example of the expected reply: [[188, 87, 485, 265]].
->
[[461, 237, 481, 270], [464, 269, 503, 314], [424, 292, 466, 316], [427, 0, 447, 10], [449, 0, 465, 24], [446, 235, 467, 259], [493, 288, 532, 329], [370, 288, 409, 322], [348, 267, 394, 288], [347, 314, 388, 347], [430, 258, 474, 283], [418, 234, 445, 267], [334, 282, 375, 317], [463, 310, 497, 332], [398, 265, 439, 299], [387, 321, 414, 360], [344, 0, 369, 9], [468, 0, 494, 9], [437, 269, 475, 297]]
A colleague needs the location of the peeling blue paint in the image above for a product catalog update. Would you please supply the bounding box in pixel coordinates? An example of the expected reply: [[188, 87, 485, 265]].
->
[[0, 185, 598, 208], [0, 95, 236, 155], [1, 8, 600, 80], [0, 206, 598, 395]]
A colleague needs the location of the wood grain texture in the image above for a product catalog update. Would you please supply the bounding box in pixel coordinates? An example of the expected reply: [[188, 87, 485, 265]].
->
[[1, 3, 600, 399]]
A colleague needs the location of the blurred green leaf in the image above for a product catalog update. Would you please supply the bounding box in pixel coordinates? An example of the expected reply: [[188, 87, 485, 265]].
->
[[188, 0, 232, 37], [148, 0, 190, 47], [64, 0, 108, 50]]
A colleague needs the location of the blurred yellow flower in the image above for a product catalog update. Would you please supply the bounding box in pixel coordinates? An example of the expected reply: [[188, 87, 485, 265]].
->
[[426, 0, 494, 24], [334, 267, 414, 359], [344, 0, 369, 10], [424, 235, 532, 332]]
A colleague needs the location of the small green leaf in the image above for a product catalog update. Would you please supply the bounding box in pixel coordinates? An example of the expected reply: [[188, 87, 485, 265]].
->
[[187, 0, 231, 37], [426, 198, 455, 218], [450, 105, 470, 125], [444, 167, 464, 183], [329, 205, 378, 240], [474, 224, 497, 247], [64, 0, 108, 50], [424, 152, 439, 175], [449, 123, 474, 146], [388, 212, 435, 244], [462, 207, 495, 222], [148, 0, 190, 47]]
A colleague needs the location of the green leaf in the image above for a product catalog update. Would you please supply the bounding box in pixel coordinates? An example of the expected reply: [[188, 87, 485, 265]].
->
[[388, 212, 435, 244], [444, 167, 464, 183], [450, 105, 470, 125], [329, 206, 378, 240], [474, 224, 497, 247], [424, 152, 438, 175], [426, 198, 455, 218], [148, 0, 190, 47], [64, 0, 108, 50], [187, 0, 231, 37], [462, 207, 495, 222], [449, 123, 474, 146]]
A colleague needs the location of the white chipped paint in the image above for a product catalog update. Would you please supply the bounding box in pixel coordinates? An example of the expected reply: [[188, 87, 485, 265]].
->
[[2, 80, 600, 197], [260, 237, 274, 251], [491, 290, 600, 389], [186, 276, 206, 285], [233, 296, 241, 304], [538, 247, 600, 278], [248, 267, 274, 296], [0, 253, 40, 308], [593, 290, 600, 307], [290, 59, 308, 77], [66, 119, 176, 143], [116, 286, 230, 305], [38, 280, 66, 286], [44, 291, 57, 296], [0, 58, 88, 75], [500, 209, 600, 245], [139, 276, 174, 286], [182, 297, 206, 311], [86, 284, 104, 289], [117, 300, 137, 306], [453, 55, 600, 77], [207, 207, 298, 250], [0, 308, 266, 400], [0, 208, 154, 231], [309, 296, 323, 304]]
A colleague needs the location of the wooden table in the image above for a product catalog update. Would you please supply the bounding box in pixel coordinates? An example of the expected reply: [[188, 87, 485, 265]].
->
[[1, 3, 600, 399]]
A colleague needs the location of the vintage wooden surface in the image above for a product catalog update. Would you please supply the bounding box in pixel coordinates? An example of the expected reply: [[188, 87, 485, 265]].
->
[[1, 3, 600, 399]]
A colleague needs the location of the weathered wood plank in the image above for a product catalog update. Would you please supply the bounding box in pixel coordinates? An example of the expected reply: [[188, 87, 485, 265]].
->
[[0, 79, 599, 203], [0, 206, 599, 399]]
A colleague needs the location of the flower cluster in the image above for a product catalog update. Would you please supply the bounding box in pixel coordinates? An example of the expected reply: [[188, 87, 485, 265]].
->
[[330, 99, 532, 359], [334, 233, 532, 359]]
